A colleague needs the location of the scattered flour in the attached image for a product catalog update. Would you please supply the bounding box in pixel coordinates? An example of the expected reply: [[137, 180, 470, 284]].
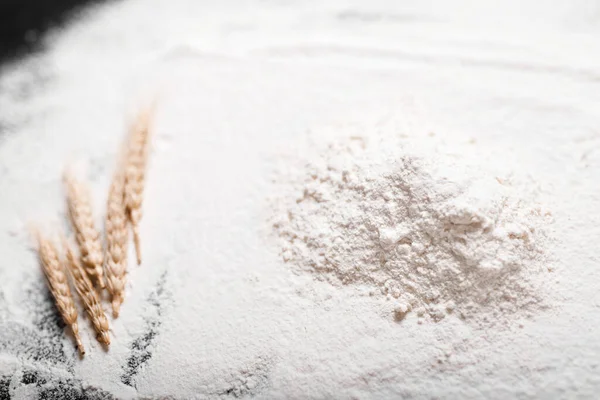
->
[[3, 0, 600, 397], [272, 124, 552, 324]]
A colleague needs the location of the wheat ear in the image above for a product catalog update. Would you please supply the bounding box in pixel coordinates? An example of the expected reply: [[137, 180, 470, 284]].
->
[[124, 105, 154, 265], [105, 157, 129, 317], [33, 229, 85, 356], [63, 170, 105, 289], [63, 237, 111, 346]]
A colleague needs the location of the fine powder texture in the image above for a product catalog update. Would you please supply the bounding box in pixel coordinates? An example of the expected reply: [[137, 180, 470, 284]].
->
[[3, 0, 600, 397], [272, 128, 552, 325]]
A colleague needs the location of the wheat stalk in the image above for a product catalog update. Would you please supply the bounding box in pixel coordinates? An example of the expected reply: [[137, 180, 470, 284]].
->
[[63, 237, 111, 346], [33, 229, 85, 356], [105, 158, 129, 317], [124, 105, 154, 265], [63, 170, 105, 289]]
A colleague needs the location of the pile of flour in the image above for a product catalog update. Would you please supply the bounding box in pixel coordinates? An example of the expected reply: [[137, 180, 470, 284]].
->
[[272, 124, 552, 325]]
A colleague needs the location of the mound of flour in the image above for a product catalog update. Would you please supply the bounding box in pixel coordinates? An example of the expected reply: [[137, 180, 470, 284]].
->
[[272, 128, 551, 324]]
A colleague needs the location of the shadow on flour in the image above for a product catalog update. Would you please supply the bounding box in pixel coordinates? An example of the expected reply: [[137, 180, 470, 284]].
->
[[0, 281, 70, 366], [10, 367, 116, 400], [120, 270, 172, 388], [0, 281, 115, 399], [0, 377, 10, 399]]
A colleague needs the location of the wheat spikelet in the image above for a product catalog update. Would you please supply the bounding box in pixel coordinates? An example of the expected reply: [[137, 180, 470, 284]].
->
[[124, 105, 154, 265], [63, 170, 105, 288], [105, 159, 129, 317], [33, 229, 85, 356], [63, 238, 111, 346]]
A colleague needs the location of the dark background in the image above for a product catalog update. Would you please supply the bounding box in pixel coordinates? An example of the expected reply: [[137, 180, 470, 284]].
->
[[0, 0, 107, 64]]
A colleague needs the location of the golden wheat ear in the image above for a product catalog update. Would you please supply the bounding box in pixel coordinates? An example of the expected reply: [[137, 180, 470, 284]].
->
[[63, 169, 105, 289], [105, 150, 129, 318], [62, 236, 111, 347], [124, 103, 155, 266], [32, 227, 85, 356]]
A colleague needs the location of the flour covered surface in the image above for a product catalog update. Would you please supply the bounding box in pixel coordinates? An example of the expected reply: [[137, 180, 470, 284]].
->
[[0, 0, 599, 399]]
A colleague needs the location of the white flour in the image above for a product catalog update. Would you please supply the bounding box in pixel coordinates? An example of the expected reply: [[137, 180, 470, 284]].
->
[[272, 126, 552, 325], [0, 0, 599, 399]]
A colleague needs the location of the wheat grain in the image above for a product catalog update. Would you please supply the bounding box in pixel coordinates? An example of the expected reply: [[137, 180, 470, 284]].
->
[[63, 237, 111, 346], [63, 170, 105, 289], [124, 105, 154, 265], [33, 229, 85, 356], [105, 158, 129, 317]]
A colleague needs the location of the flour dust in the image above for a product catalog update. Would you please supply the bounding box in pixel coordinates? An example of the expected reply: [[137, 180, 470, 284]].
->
[[271, 120, 552, 325]]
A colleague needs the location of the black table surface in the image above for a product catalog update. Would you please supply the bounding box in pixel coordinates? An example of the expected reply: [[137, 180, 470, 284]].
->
[[0, 0, 108, 64]]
